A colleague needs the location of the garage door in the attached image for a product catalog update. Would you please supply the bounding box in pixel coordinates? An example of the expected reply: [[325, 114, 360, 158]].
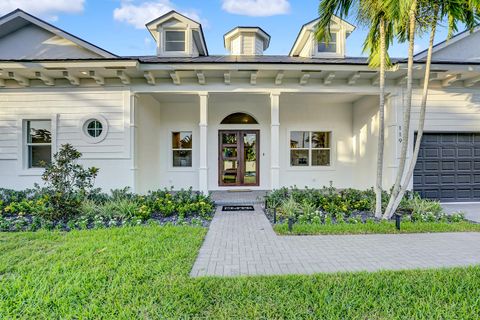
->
[[413, 132, 480, 202]]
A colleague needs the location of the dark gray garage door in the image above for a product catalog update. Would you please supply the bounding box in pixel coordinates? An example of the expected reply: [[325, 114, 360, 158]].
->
[[413, 132, 480, 202]]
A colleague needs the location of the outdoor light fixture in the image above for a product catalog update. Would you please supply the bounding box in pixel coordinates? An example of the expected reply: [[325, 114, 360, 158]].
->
[[395, 214, 401, 230]]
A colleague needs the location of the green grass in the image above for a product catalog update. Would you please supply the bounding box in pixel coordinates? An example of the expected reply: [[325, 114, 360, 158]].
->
[[1, 226, 480, 319], [274, 221, 480, 235]]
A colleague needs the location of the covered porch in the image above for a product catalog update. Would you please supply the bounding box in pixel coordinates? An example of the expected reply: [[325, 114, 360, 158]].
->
[[132, 88, 391, 194]]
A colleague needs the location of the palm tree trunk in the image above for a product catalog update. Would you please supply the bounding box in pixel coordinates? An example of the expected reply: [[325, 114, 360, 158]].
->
[[387, 8, 439, 217], [375, 17, 387, 218], [383, 0, 417, 219]]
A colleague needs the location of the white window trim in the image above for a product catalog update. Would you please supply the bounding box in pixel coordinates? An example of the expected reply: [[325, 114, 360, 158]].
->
[[317, 33, 337, 54], [17, 114, 58, 176], [79, 114, 108, 144], [163, 29, 187, 54], [312, 28, 345, 58], [287, 129, 335, 171], [169, 129, 194, 172]]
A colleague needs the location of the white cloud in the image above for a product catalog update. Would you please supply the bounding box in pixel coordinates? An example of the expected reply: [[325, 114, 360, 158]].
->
[[113, 1, 201, 29], [222, 0, 290, 17], [414, 44, 423, 53], [0, 0, 84, 21]]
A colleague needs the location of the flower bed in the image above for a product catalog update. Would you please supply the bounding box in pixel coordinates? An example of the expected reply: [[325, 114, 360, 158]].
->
[[0, 187, 215, 232], [0, 144, 215, 232], [264, 186, 472, 235]]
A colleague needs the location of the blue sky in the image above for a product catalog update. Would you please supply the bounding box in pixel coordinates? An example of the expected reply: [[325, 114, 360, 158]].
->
[[1, 0, 457, 57]]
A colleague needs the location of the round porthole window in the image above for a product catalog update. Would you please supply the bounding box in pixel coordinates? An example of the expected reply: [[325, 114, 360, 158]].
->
[[80, 115, 108, 143], [86, 120, 103, 138]]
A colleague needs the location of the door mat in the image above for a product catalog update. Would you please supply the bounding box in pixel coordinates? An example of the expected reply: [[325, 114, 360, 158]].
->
[[222, 205, 255, 211]]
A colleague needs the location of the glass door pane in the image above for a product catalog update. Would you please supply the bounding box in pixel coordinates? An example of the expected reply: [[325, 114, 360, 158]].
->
[[222, 160, 238, 184], [220, 131, 240, 185], [243, 132, 257, 185], [219, 130, 259, 186]]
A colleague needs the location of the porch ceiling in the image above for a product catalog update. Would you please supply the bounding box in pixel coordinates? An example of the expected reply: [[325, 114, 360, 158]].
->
[[145, 91, 371, 104]]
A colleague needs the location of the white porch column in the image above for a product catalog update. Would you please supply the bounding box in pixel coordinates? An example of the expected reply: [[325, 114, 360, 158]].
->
[[198, 92, 209, 194], [270, 92, 281, 189], [129, 93, 138, 193]]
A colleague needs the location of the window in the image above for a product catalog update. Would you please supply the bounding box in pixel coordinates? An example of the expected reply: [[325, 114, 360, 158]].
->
[[318, 33, 337, 53], [81, 115, 108, 144], [165, 30, 186, 52], [86, 120, 103, 138], [290, 131, 331, 166], [26, 120, 52, 168], [221, 112, 258, 124], [172, 131, 192, 167]]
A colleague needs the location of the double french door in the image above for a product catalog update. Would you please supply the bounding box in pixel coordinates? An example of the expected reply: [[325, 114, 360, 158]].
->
[[219, 130, 259, 186]]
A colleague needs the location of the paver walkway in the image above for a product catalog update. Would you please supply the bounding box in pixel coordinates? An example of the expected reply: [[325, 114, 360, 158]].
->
[[191, 205, 480, 277]]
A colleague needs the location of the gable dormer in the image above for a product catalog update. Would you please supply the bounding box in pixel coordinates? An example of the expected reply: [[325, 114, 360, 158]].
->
[[289, 16, 355, 58], [146, 11, 208, 57]]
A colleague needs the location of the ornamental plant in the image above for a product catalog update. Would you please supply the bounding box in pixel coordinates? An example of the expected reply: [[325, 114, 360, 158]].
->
[[39, 144, 98, 220]]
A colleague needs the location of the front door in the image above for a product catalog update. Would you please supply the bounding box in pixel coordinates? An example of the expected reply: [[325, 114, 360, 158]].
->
[[219, 130, 259, 186]]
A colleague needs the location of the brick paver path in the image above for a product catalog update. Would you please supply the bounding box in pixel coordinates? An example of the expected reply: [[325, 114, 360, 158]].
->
[[191, 206, 480, 277]]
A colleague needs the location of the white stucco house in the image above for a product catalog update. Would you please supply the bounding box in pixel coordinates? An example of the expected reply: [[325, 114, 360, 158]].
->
[[1, 9, 480, 202]]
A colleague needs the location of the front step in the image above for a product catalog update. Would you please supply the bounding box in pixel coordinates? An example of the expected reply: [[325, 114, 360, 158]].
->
[[211, 190, 267, 206]]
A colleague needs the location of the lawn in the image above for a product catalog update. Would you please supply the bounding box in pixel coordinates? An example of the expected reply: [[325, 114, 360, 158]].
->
[[275, 221, 480, 235], [1, 226, 480, 319]]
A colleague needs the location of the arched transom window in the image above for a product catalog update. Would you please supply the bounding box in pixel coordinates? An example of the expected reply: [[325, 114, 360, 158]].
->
[[221, 112, 258, 124]]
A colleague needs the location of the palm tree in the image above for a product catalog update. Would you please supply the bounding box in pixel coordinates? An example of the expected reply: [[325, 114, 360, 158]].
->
[[383, 0, 479, 219], [382, 0, 418, 219], [316, 0, 397, 217]]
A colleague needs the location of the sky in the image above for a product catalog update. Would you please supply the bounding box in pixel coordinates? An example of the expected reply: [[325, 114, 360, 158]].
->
[[0, 0, 458, 58]]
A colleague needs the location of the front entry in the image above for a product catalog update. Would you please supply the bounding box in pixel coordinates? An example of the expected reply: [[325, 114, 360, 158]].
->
[[219, 130, 259, 186]]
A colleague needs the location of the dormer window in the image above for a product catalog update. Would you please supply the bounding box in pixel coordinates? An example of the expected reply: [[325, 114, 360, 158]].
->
[[146, 11, 208, 58], [165, 30, 186, 52], [289, 16, 355, 58], [317, 33, 337, 53]]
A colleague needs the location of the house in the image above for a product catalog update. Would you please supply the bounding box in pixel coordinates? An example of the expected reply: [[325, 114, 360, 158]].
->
[[1, 9, 480, 203]]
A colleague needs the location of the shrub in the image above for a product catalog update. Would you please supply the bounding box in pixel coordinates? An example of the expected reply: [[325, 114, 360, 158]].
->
[[449, 211, 465, 223], [407, 194, 444, 222], [280, 197, 298, 219], [39, 144, 98, 221], [2, 198, 47, 216]]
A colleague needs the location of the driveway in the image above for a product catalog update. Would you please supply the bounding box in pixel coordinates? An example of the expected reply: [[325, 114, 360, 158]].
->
[[442, 203, 480, 223], [190, 206, 480, 277]]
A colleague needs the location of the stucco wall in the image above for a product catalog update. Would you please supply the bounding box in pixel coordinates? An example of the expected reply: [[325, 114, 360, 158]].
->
[[136, 94, 161, 193], [133, 92, 397, 191], [279, 94, 356, 189], [0, 88, 133, 191], [352, 95, 378, 189]]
